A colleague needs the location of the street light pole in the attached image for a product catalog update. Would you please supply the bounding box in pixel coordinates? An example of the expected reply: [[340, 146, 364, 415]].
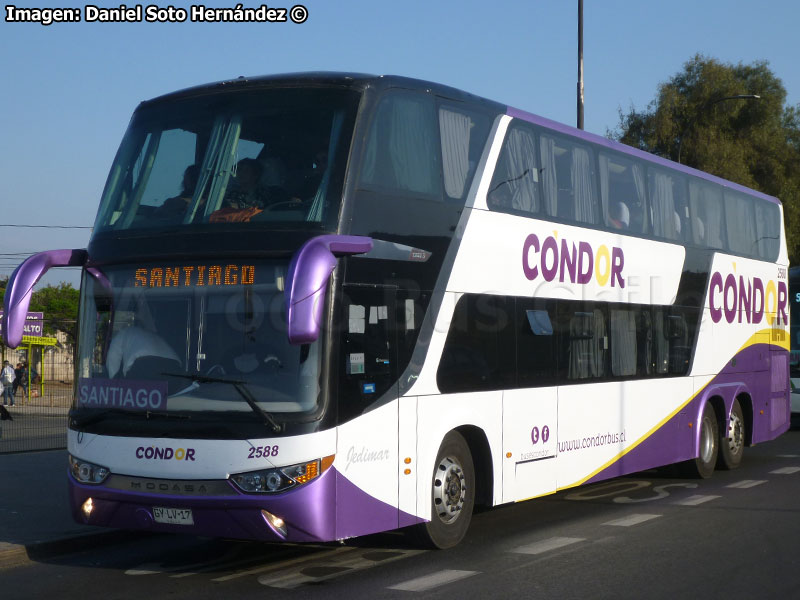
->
[[677, 94, 761, 164], [577, 0, 584, 130]]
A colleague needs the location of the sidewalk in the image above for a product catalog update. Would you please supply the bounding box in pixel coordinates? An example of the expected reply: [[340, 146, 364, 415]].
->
[[0, 449, 135, 569]]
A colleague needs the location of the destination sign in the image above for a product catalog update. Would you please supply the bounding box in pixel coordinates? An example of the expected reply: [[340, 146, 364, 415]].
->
[[134, 264, 255, 288]]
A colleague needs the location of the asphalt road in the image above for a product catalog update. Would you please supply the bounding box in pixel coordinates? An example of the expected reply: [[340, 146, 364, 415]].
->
[[4, 429, 800, 600]]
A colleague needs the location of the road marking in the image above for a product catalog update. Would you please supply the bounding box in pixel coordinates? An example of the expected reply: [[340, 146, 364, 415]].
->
[[258, 548, 425, 589], [777, 454, 800, 458], [770, 466, 800, 475], [388, 570, 479, 592], [726, 480, 767, 489], [602, 513, 661, 527], [212, 546, 356, 582], [510, 536, 585, 555], [674, 494, 721, 506]]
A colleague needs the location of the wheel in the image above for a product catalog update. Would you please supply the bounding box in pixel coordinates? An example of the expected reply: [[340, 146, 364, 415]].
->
[[687, 403, 718, 479], [414, 431, 475, 549], [717, 399, 745, 470]]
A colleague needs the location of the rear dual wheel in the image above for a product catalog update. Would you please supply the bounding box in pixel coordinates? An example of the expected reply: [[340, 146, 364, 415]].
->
[[717, 399, 745, 470]]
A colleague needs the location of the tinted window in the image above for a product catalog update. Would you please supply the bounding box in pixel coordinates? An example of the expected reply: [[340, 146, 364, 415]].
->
[[360, 92, 441, 197], [648, 167, 689, 242], [437, 295, 513, 393], [755, 200, 781, 261], [599, 153, 648, 233], [439, 105, 492, 202], [689, 181, 726, 249], [724, 190, 757, 256], [540, 134, 598, 225], [487, 124, 542, 214]]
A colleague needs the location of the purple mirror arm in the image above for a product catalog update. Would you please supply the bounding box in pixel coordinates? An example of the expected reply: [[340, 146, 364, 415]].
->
[[2, 249, 88, 348], [285, 235, 373, 345]]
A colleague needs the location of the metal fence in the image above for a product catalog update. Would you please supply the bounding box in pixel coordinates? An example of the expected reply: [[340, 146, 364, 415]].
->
[[1, 323, 75, 453]]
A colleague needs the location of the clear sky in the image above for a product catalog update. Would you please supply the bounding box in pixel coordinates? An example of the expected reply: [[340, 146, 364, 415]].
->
[[1, 0, 798, 287]]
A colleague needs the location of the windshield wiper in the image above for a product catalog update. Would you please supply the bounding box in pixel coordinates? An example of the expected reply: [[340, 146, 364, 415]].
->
[[165, 373, 283, 433], [70, 408, 191, 428]]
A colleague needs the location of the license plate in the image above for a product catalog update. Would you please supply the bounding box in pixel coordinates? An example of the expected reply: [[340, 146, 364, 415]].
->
[[153, 506, 194, 525]]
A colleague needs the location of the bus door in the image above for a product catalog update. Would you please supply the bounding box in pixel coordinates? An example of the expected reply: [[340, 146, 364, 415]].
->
[[502, 301, 559, 502], [336, 284, 401, 536]]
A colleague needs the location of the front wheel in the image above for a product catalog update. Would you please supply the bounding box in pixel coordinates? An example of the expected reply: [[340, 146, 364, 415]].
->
[[717, 399, 745, 470], [414, 431, 475, 549]]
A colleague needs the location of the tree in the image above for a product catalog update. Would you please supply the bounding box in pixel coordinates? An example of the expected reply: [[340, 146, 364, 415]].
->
[[613, 54, 800, 262]]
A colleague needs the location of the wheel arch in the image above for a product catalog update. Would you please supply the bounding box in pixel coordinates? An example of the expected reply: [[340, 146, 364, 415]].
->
[[454, 425, 493, 508]]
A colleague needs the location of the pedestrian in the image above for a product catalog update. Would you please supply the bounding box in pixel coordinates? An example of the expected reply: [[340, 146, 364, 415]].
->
[[17, 363, 28, 397], [13, 363, 22, 397], [1, 360, 16, 406]]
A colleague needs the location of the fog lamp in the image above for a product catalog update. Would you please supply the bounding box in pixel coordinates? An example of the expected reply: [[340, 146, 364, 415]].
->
[[82, 498, 94, 519], [261, 509, 287, 537]]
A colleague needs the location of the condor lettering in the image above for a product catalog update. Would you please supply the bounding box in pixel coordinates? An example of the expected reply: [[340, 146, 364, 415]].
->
[[136, 446, 196, 461], [522, 234, 625, 288], [709, 272, 787, 325]]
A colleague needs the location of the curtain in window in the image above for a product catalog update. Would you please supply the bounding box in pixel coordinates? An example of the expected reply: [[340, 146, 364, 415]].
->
[[724, 192, 756, 255], [654, 310, 669, 374], [491, 127, 539, 212], [651, 171, 677, 240], [689, 183, 725, 249], [539, 136, 558, 217], [631, 163, 646, 230], [610, 309, 637, 376], [390, 98, 438, 194], [572, 146, 595, 223], [598, 154, 610, 225], [568, 309, 606, 379], [307, 110, 344, 222], [440, 109, 471, 199], [754, 200, 779, 260]]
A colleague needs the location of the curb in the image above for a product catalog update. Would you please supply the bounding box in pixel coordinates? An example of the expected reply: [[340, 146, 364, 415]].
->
[[0, 530, 158, 570]]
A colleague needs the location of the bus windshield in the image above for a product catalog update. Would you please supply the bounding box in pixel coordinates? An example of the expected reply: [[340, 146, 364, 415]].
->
[[74, 260, 323, 432], [92, 87, 360, 233]]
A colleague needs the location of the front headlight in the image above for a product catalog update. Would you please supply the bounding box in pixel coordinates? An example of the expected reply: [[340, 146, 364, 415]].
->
[[69, 454, 110, 484], [230, 455, 334, 494]]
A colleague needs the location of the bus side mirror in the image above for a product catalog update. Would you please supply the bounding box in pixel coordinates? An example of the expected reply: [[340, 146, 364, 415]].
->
[[285, 235, 373, 345], [2, 249, 88, 348]]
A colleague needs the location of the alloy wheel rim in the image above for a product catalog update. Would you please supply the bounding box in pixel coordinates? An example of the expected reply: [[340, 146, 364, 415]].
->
[[433, 456, 466, 524]]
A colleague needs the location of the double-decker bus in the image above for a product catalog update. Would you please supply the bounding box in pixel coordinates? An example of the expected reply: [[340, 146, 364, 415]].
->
[[789, 267, 800, 425], [2, 73, 790, 548]]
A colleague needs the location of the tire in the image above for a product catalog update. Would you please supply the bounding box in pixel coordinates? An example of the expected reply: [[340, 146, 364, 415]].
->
[[717, 399, 745, 470], [414, 431, 475, 549], [686, 403, 718, 479]]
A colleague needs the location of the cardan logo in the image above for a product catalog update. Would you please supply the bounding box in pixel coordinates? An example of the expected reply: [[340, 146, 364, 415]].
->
[[522, 233, 625, 288], [708, 271, 787, 325], [136, 446, 196, 461]]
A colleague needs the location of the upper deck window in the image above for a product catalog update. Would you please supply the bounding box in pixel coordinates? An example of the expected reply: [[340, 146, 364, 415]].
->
[[360, 92, 441, 198], [93, 87, 360, 234]]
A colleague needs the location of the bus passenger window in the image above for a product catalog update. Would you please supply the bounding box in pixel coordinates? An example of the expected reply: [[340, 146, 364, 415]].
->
[[599, 153, 647, 234], [439, 106, 492, 203], [360, 93, 441, 197], [487, 125, 541, 214], [648, 168, 689, 242], [689, 181, 726, 249], [567, 309, 606, 379], [610, 308, 637, 376], [540, 135, 597, 225], [724, 191, 757, 256]]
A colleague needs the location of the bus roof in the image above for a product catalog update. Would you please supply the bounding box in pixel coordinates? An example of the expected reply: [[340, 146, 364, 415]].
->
[[142, 72, 781, 207]]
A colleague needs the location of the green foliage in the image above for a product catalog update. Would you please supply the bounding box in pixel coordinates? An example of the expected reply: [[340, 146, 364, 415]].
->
[[613, 54, 800, 263]]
